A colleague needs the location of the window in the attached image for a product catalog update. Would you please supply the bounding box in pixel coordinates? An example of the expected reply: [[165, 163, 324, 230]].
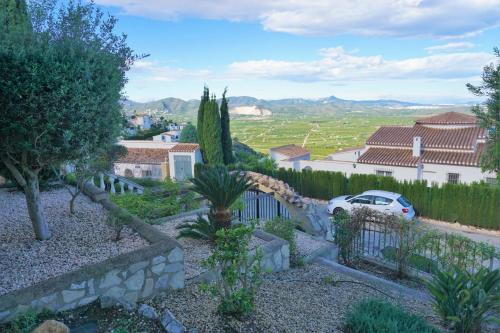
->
[[447, 173, 460, 184], [141, 170, 152, 177], [376, 170, 393, 177], [374, 196, 393, 205], [485, 177, 497, 186], [397, 196, 412, 208], [349, 195, 373, 205]]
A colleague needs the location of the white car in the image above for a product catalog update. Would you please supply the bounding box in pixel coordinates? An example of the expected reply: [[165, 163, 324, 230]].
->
[[327, 190, 416, 220]]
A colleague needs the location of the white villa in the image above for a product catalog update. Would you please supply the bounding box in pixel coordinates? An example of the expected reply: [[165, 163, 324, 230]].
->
[[273, 112, 496, 185], [114, 140, 202, 181], [152, 131, 180, 143]]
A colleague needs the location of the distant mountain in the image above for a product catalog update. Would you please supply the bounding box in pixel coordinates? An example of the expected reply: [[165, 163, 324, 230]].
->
[[122, 95, 469, 118]]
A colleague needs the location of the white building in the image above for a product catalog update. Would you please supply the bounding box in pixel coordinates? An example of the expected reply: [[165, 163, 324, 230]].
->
[[275, 112, 496, 185], [152, 131, 180, 143], [114, 141, 202, 181], [129, 114, 152, 130]]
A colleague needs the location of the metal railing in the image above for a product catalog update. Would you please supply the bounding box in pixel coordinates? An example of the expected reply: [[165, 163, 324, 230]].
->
[[234, 189, 291, 223]]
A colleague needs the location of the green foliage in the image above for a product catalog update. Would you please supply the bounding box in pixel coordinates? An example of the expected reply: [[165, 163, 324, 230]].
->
[[202, 96, 224, 164], [110, 317, 134, 333], [418, 231, 497, 273], [263, 217, 297, 259], [427, 267, 500, 333], [331, 209, 364, 266], [201, 223, 263, 317], [110, 189, 182, 222], [6, 309, 52, 333], [125, 127, 170, 140], [197, 87, 209, 161], [467, 47, 500, 177], [176, 214, 218, 242], [250, 166, 500, 229], [344, 299, 442, 333], [106, 210, 129, 241], [191, 165, 252, 229], [220, 88, 234, 165], [179, 122, 198, 143]]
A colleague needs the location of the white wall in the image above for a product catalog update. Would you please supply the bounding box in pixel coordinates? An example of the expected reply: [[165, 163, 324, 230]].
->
[[168, 151, 201, 181], [114, 163, 163, 179], [277, 158, 496, 186], [327, 148, 365, 162], [270, 151, 310, 161], [118, 140, 177, 149]]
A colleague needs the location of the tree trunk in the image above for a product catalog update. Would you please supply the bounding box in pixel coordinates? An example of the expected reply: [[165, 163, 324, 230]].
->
[[25, 174, 51, 240], [214, 209, 232, 229], [69, 194, 77, 215]]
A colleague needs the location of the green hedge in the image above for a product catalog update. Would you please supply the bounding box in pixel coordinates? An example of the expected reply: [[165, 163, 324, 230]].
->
[[251, 166, 499, 229]]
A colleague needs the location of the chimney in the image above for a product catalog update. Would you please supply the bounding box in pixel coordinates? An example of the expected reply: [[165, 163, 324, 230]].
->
[[413, 137, 422, 157]]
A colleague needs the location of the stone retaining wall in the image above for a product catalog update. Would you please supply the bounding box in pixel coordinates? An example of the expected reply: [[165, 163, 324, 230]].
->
[[0, 184, 184, 323]]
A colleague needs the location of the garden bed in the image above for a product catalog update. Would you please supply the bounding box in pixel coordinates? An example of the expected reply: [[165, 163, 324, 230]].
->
[[153, 216, 269, 280], [0, 188, 148, 296], [146, 264, 444, 333]]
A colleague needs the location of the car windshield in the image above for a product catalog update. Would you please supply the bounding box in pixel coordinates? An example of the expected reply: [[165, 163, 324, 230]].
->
[[397, 196, 412, 207]]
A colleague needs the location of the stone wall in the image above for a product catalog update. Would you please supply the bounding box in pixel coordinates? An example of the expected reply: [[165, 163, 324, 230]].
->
[[0, 184, 184, 323]]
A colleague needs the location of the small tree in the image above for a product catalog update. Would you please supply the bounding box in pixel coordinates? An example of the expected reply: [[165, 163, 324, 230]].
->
[[467, 47, 500, 182], [179, 123, 198, 143], [0, 0, 137, 239], [220, 88, 234, 165], [197, 87, 209, 161], [201, 96, 224, 164]]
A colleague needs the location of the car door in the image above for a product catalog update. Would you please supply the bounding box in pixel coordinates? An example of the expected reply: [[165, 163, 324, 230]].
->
[[373, 196, 394, 214], [348, 195, 374, 210]]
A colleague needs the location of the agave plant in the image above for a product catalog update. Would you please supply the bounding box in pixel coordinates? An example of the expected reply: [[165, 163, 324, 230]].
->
[[426, 266, 500, 333], [176, 214, 218, 242], [190, 166, 252, 229]]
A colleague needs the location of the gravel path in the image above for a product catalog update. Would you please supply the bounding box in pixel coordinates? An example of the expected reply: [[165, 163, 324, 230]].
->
[[154, 217, 267, 280], [0, 188, 148, 296], [149, 264, 444, 333], [295, 230, 328, 258]]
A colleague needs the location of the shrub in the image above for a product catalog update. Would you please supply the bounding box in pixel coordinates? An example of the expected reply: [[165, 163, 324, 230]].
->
[[263, 217, 297, 263], [176, 214, 219, 242], [427, 267, 500, 333], [331, 208, 367, 266], [201, 223, 263, 317], [105, 210, 129, 241], [344, 299, 442, 333], [5, 310, 52, 333]]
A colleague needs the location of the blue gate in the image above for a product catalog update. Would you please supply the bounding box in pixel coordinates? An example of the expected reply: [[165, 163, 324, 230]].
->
[[234, 189, 291, 222]]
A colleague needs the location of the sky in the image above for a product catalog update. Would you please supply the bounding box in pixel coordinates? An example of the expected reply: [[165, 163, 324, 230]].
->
[[91, 0, 500, 104]]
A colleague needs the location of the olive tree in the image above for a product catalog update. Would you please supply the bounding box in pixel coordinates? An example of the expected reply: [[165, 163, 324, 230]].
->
[[0, 0, 138, 240]]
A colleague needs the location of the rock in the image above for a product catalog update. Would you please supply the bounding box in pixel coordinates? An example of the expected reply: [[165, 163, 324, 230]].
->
[[99, 295, 136, 311], [33, 320, 70, 333], [138, 303, 158, 320], [161, 309, 186, 333]]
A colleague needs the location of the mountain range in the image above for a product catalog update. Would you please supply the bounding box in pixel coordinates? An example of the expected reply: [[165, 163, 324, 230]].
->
[[122, 95, 471, 117]]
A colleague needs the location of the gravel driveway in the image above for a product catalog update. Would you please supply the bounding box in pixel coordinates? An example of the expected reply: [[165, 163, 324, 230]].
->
[[0, 188, 148, 296]]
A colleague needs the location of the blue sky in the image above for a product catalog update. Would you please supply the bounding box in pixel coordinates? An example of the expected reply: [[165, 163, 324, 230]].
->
[[93, 0, 500, 104]]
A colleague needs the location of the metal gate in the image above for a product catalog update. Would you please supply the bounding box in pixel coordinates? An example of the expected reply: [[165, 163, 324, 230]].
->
[[234, 189, 291, 222], [174, 155, 192, 181]]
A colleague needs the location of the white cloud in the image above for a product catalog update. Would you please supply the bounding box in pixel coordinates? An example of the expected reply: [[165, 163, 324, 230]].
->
[[95, 0, 500, 38], [130, 59, 213, 82], [425, 42, 475, 53], [227, 47, 495, 82]]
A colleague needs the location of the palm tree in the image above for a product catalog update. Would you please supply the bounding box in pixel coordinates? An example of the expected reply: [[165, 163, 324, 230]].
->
[[191, 166, 252, 229]]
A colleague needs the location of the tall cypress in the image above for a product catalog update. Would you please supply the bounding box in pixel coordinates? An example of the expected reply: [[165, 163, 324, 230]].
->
[[197, 86, 209, 162], [1, 0, 31, 41], [202, 95, 224, 165], [220, 88, 234, 165]]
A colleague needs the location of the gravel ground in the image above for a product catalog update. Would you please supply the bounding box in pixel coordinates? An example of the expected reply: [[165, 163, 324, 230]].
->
[[149, 264, 445, 333], [295, 230, 328, 258], [0, 188, 148, 296], [154, 218, 267, 280]]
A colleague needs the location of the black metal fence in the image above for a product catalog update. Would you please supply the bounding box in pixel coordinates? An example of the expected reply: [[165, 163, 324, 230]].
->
[[233, 189, 291, 223], [345, 220, 497, 276]]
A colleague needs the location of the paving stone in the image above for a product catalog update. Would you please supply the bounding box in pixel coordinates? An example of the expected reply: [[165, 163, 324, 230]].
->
[[152, 255, 166, 265], [125, 270, 145, 291], [138, 304, 158, 320], [161, 309, 185, 333], [168, 247, 183, 263], [152, 263, 166, 275], [62, 290, 85, 303], [99, 270, 122, 288], [129, 260, 149, 273]]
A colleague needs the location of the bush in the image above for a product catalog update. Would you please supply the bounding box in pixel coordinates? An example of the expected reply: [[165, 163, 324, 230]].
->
[[344, 299, 442, 333], [4, 310, 52, 333], [250, 166, 499, 229], [263, 217, 297, 262], [427, 267, 500, 333], [201, 223, 263, 317], [331, 208, 367, 266]]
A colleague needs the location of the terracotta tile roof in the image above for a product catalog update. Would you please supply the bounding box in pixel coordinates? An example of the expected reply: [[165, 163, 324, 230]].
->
[[415, 112, 477, 125], [366, 125, 486, 149], [270, 144, 310, 158], [118, 148, 169, 164], [168, 143, 199, 153], [358, 145, 483, 167]]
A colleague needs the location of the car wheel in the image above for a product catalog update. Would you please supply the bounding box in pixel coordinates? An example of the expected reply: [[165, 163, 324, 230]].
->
[[332, 207, 345, 215]]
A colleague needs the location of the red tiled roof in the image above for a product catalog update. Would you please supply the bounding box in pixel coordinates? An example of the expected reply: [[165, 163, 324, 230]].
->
[[366, 125, 486, 150], [118, 148, 169, 164], [415, 112, 477, 125], [168, 143, 199, 153], [358, 145, 483, 167], [270, 144, 310, 158]]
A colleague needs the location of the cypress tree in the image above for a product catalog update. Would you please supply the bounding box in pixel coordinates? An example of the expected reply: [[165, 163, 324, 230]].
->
[[197, 87, 209, 161], [220, 88, 234, 165], [202, 95, 224, 165]]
